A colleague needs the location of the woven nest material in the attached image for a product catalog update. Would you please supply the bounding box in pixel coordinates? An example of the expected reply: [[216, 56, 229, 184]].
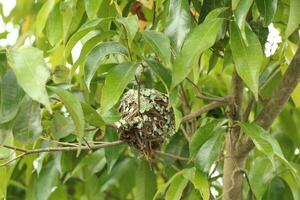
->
[[115, 88, 175, 155]]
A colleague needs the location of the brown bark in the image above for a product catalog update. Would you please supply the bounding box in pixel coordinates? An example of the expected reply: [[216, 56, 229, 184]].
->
[[222, 45, 300, 200], [223, 71, 244, 200]]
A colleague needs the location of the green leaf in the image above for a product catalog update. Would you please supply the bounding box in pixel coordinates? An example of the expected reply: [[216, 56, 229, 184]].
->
[[279, 165, 300, 200], [230, 22, 263, 98], [240, 122, 297, 174], [195, 128, 225, 173], [35, 0, 59, 36], [255, 0, 277, 26], [8, 46, 51, 110], [165, 173, 189, 200], [26, 161, 59, 200], [134, 160, 157, 200], [234, 0, 253, 29], [262, 177, 293, 200], [182, 168, 210, 200], [81, 102, 105, 128], [49, 88, 85, 138], [84, 42, 128, 89], [0, 164, 14, 199], [249, 157, 275, 199], [65, 18, 113, 57], [165, 0, 192, 51], [285, 0, 300, 37], [13, 96, 42, 144], [72, 31, 116, 72], [101, 158, 137, 197], [100, 62, 138, 113], [171, 15, 224, 88], [116, 16, 139, 45], [190, 119, 226, 157], [46, 4, 63, 46], [84, 0, 103, 19], [0, 70, 24, 123], [142, 30, 171, 65], [144, 58, 172, 91], [51, 112, 75, 139], [104, 127, 125, 172]]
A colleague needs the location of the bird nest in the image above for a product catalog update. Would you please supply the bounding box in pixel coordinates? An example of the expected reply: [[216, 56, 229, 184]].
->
[[115, 88, 175, 155]]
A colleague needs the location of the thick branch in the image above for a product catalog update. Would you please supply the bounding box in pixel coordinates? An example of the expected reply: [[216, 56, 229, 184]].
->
[[241, 45, 300, 154]]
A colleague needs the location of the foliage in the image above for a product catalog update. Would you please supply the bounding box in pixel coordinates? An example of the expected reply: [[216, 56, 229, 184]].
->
[[0, 0, 300, 199]]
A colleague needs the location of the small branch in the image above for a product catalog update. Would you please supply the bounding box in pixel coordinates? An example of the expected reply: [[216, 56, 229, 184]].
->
[[180, 125, 191, 142], [179, 83, 191, 111], [0, 141, 125, 167], [181, 101, 227, 123], [186, 78, 231, 102], [0, 153, 26, 167], [155, 151, 190, 161], [135, 75, 141, 114], [243, 95, 254, 122]]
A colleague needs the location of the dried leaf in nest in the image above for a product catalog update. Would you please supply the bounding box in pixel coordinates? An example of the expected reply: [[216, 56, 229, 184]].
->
[[115, 88, 174, 156]]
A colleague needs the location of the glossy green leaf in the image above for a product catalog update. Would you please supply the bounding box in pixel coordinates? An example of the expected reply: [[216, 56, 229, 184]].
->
[[134, 160, 157, 200], [285, 0, 300, 37], [144, 58, 172, 91], [240, 122, 297, 174], [142, 30, 171, 65], [249, 157, 275, 199], [65, 18, 113, 57], [72, 31, 116, 71], [104, 127, 125, 172], [13, 96, 42, 144], [81, 102, 105, 128], [84, 42, 128, 89], [182, 168, 210, 200], [84, 0, 103, 19], [171, 15, 224, 88], [0, 70, 24, 123], [49, 87, 85, 138], [164, 0, 191, 51], [8, 46, 51, 110], [255, 0, 277, 26], [26, 161, 59, 200], [165, 173, 189, 200], [230, 22, 263, 98], [195, 128, 225, 173], [46, 4, 63, 46], [190, 119, 226, 157], [100, 62, 138, 113], [234, 0, 253, 29], [35, 0, 59, 36]]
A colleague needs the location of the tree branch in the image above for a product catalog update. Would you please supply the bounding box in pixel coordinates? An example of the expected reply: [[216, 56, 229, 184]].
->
[[181, 101, 228, 123], [0, 141, 125, 167], [241, 45, 300, 155]]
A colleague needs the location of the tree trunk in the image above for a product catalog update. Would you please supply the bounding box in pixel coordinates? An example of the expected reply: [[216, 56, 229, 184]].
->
[[223, 134, 245, 200]]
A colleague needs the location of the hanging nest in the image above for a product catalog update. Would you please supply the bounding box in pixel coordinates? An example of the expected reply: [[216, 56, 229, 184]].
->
[[115, 88, 175, 155]]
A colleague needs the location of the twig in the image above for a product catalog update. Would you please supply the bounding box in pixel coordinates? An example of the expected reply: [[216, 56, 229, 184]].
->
[[155, 151, 190, 161], [180, 125, 191, 142], [186, 78, 231, 102], [0, 141, 124, 167], [135, 75, 141, 114], [181, 101, 227, 123], [39, 137, 80, 147]]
